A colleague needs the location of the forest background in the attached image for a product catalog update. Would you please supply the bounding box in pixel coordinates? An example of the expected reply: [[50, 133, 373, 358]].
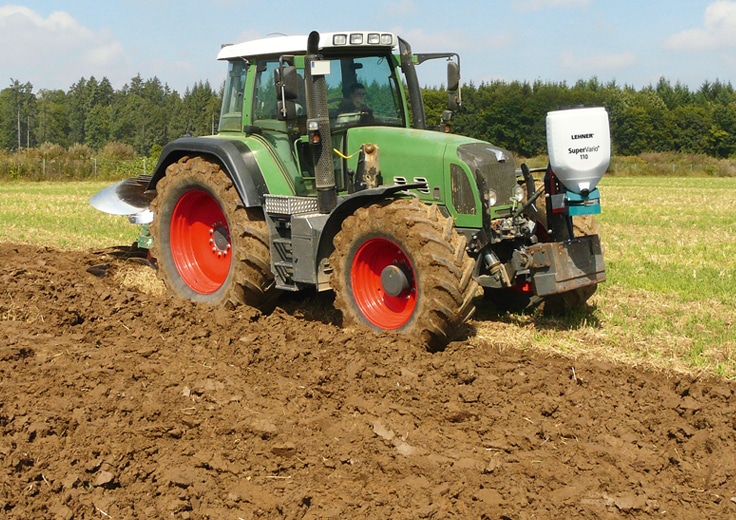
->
[[1, 74, 735, 180]]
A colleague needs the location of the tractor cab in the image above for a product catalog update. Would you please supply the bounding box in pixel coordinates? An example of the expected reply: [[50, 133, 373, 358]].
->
[[216, 32, 456, 198]]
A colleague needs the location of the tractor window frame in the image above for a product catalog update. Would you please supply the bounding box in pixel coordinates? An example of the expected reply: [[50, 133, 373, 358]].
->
[[219, 60, 249, 133], [252, 60, 282, 123]]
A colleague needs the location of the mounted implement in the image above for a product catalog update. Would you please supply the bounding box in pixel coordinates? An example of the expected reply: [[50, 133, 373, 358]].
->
[[91, 30, 609, 349]]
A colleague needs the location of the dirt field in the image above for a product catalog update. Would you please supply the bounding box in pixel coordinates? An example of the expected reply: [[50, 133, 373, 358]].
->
[[1, 242, 735, 519]]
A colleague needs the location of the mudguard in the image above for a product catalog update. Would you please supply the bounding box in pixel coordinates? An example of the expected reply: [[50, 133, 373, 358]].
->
[[148, 137, 268, 207], [315, 182, 429, 262]]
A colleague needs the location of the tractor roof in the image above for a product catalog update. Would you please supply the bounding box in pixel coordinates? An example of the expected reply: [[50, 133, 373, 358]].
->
[[217, 31, 398, 60]]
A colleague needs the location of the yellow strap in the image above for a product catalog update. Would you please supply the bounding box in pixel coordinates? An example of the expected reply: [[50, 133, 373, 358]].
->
[[333, 148, 361, 160]]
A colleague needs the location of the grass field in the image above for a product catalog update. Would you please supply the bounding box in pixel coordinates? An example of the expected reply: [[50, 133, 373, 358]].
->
[[0, 181, 139, 249], [475, 175, 736, 379], [1, 177, 735, 378]]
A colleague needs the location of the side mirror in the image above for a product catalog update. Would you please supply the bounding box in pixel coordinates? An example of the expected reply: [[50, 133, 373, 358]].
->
[[275, 63, 301, 120], [447, 93, 460, 112], [446, 61, 461, 112], [447, 61, 460, 92], [277, 100, 302, 120], [275, 65, 300, 101]]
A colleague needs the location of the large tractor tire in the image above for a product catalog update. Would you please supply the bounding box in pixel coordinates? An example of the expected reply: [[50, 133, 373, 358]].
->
[[329, 198, 477, 350], [149, 156, 274, 309]]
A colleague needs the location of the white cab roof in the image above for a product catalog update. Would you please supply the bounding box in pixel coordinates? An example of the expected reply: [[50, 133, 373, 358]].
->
[[217, 31, 398, 60]]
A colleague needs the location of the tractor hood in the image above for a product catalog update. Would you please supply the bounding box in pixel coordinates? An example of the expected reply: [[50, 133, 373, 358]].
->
[[344, 126, 480, 182], [343, 126, 516, 226]]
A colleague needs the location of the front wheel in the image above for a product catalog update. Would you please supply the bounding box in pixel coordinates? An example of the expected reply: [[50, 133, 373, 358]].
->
[[149, 156, 274, 308], [329, 198, 477, 350]]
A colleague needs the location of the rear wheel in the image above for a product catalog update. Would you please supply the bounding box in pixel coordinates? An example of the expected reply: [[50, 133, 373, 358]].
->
[[149, 156, 274, 308], [329, 198, 477, 350]]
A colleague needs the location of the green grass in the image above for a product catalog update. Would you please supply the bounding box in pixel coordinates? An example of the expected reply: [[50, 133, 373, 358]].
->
[[476, 176, 736, 379], [2, 177, 735, 378], [599, 176, 736, 303], [589, 176, 736, 376], [0, 181, 138, 249]]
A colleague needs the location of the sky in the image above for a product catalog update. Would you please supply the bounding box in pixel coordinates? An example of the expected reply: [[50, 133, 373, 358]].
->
[[1, 0, 736, 94]]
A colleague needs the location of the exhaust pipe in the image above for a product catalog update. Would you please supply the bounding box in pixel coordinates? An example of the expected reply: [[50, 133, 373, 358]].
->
[[304, 31, 337, 213]]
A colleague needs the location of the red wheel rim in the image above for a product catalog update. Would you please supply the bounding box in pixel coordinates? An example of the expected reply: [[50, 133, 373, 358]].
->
[[351, 237, 417, 329], [170, 189, 231, 294]]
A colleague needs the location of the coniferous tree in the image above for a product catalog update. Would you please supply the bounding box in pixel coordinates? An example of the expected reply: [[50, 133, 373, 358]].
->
[[34, 89, 69, 147], [1, 79, 35, 150], [1, 71, 735, 160]]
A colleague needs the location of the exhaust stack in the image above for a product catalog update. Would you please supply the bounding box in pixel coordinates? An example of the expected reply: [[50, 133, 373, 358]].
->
[[304, 31, 337, 213]]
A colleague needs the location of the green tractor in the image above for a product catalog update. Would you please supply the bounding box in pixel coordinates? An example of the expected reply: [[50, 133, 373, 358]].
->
[[91, 30, 608, 349]]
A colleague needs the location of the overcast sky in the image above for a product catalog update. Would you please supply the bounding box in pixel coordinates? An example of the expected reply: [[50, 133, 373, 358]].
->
[[2, 0, 735, 94]]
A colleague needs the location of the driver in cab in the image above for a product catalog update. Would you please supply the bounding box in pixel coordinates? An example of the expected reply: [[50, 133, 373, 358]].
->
[[338, 83, 374, 124]]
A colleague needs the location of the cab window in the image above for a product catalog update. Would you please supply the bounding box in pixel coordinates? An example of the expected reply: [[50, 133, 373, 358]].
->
[[323, 55, 405, 128], [253, 61, 281, 121], [219, 60, 248, 132]]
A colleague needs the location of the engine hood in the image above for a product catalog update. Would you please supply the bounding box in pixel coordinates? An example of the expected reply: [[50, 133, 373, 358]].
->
[[343, 126, 516, 228], [344, 126, 480, 184]]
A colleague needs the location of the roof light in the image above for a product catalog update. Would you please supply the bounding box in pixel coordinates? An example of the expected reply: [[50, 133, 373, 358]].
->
[[350, 33, 363, 44], [381, 34, 394, 45], [333, 34, 347, 46], [367, 33, 380, 45]]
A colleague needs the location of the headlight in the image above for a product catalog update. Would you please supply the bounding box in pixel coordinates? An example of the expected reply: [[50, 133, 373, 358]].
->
[[487, 189, 497, 206], [513, 185, 525, 203]]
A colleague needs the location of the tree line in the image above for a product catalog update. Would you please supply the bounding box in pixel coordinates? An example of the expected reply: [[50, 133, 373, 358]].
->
[[1, 75, 220, 157], [1, 74, 735, 160], [425, 77, 736, 159]]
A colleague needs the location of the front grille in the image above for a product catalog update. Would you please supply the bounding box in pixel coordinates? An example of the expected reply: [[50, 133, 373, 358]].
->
[[457, 143, 517, 208]]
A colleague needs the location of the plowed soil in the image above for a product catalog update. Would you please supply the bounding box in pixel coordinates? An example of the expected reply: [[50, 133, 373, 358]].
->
[[1, 242, 735, 519]]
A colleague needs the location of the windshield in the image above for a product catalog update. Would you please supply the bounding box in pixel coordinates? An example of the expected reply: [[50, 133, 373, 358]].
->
[[249, 53, 406, 130], [323, 54, 405, 128]]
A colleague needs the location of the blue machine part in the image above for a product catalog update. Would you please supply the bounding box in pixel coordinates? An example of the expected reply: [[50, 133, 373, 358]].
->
[[566, 188, 601, 216]]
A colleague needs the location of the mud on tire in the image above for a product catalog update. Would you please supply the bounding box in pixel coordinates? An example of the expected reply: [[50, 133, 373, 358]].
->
[[329, 198, 477, 350], [149, 155, 274, 309]]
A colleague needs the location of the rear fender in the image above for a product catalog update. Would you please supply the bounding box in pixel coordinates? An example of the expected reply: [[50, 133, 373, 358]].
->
[[148, 137, 268, 207]]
